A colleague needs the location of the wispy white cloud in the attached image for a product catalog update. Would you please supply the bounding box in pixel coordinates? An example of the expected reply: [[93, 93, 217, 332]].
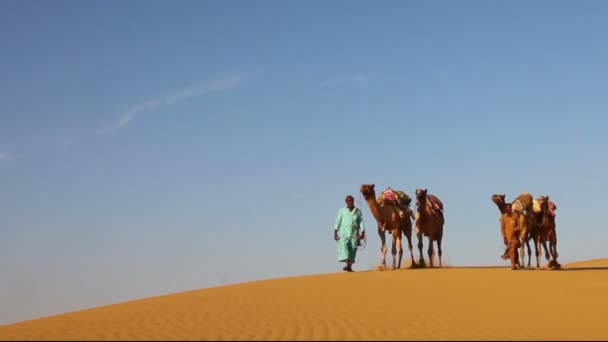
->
[[100, 75, 245, 133], [0, 153, 14, 162], [320, 72, 377, 87]]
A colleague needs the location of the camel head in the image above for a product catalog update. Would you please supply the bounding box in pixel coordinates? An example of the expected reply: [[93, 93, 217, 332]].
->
[[492, 193, 509, 214], [537, 195, 556, 213], [492, 194, 506, 206], [359, 184, 376, 201], [415, 188, 428, 207], [415, 188, 428, 199]]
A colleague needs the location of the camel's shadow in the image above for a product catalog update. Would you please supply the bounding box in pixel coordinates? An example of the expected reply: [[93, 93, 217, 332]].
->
[[369, 260, 608, 272], [373, 261, 444, 271], [556, 266, 608, 272]]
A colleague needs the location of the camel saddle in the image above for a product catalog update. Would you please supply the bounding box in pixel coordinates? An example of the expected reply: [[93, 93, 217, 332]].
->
[[427, 194, 444, 215], [378, 188, 412, 210], [378, 188, 415, 222], [532, 199, 557, 218], [512, 193, 533, 216]]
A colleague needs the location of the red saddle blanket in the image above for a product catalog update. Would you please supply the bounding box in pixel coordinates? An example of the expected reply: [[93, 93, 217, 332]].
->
[[380, 188, 412, 208], [427, 194, 444, 214], [382, 189, 398, 204], [548, 201, 557, 218]]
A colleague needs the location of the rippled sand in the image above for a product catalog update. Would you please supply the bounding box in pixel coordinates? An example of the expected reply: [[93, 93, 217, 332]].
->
[[1, 258, 608, 341]]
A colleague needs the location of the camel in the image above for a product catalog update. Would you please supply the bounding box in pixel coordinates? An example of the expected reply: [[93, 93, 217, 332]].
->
[[492, 192, 541, 268], [359, 184, 415, 270], [535, 195, 560, 269], [511, 192, 544, 268], [531, 197, 551, 266], [414, 188, 445, 268]]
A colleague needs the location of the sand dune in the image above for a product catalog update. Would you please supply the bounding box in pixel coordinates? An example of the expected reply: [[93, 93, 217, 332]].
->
[[562, 258, 608, 269], [1, 259, 608, 341]]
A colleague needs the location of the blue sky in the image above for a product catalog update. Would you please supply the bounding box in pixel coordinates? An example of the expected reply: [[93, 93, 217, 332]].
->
[[2, 0, 608, 325]]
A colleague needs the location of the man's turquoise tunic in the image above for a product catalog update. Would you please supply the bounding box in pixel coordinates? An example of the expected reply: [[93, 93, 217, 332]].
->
[[334, 206, 366, 263]]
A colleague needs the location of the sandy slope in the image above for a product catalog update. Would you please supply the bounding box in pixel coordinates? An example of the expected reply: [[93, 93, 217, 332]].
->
[[1, 259, 608, 341]]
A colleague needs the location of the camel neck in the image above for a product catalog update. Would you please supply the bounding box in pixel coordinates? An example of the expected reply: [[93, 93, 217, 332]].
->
[[541, 204, 552, 224], [495, 202, 507, 214], [416, 198, 426, 214], [365, 197, 383, 222]]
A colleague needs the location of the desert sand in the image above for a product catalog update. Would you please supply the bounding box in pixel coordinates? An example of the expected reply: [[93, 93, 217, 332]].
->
[[1, 258, 607, 341]]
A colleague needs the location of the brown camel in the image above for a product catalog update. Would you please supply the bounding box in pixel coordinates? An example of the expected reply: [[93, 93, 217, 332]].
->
[[531, 197, 551, 266], [536, 195, 560, 269], [493, 192, 540, 268], [511, 192, 543, 268], [501, 203, 523, 270], [414, 188, 445, 268], [491, 193, 540, 268], [359, 184, 415, 270]]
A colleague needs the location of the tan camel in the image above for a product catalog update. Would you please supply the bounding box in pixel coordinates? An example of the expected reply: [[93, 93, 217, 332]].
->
[[511, 192, 543, 268], [491, 193, 538, 268], [536, 195, 560, 269], [414, 188, 445, 268], [359, 184, 415, 270], [531, 197, 551, 266]]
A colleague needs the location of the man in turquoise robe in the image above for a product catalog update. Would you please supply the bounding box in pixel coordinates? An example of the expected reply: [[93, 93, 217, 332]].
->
[[333, 195, 366, 272]]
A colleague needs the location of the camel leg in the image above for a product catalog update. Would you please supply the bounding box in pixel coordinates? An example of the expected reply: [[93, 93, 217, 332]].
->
[[427, 237, 435, 268], [523, 235, 531, 268], [550, 237, 559, 268], [520, 221, 532, 268], [519, 236, 526, 268], [519, 231, 532, 268], [517, 227, 526, 268], [378, 225, 387, 269], [403, 226, 415, 268], [533, 235, 541, 269], [395, 235, 403, 270], [543, 240, 553, 261], [416, 232, 425, 267], [437, 236, 443, 268], [552, 238, 558, 260], [391, 239, 397, 270]]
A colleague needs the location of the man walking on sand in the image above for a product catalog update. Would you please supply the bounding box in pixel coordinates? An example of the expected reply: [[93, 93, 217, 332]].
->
[[333, 195, 366, 272]]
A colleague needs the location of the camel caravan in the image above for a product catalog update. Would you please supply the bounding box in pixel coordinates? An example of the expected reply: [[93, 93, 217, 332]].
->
[[359, 184, 444, 270], [357, 184, 559, 271], [491, 192, 560, 270]]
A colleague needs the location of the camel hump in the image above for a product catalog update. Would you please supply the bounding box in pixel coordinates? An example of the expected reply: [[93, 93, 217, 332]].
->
[[427, 194, 443, 212]]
